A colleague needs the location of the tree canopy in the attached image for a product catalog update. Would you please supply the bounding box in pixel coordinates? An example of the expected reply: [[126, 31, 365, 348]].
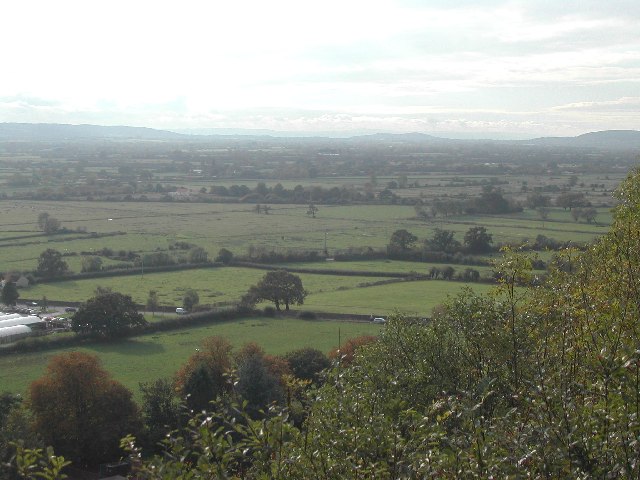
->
[[182, 289, 199, 311], [36, 249, 69, 279], [463, 225, 493, 253], [174, 336, 233, 412], [37, 212, 61, 234], [424, 228, 460, 252], [0, 281, 19, 306], [29, 352, 140, 466], [388, 229, 417, 251], [244, 270, 307, 311], [71, 291, 147, 337]]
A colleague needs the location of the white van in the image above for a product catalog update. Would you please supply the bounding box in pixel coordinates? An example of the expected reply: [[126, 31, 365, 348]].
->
[[176, 308, 186, 314]]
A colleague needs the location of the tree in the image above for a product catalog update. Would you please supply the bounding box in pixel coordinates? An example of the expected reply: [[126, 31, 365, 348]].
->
[[441, 265, 456, 280], [555, 191, 588, 210], [581, 206, 598, 223], [306, 204, 318, 218], [235, 343, 284, 415], [388, 229, 418, 251], [526, 192, 551, 209], [37, 212, 61, 234], [71, 291, 147, 337], [81, 255, 102, 272], [40, 295, 48, 313], [245, 270, 307, 311], [183, 289, 199, 311], [424, 228, 460, 253], [463, 226, 493, 253], [1, 281, 19, 306], [328, 335, 377, 366], [29, 352, 141, 466], [187, 246, 208, 263], [146, 290, 159, 317], [285, 348, 330, 384], [36, 249, 68, 279], [1, 398, 45, 478], [174, 336, 233, 412], [215, 248, 233, 264], [536, 206, 550, 221], [139, 379, 180, 450]]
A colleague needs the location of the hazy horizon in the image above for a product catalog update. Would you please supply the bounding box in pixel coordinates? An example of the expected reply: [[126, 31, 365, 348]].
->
[[2, 1, 638, 138]]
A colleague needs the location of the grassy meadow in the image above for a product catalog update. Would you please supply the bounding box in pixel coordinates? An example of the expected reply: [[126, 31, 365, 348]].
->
[[0, 199, 610, 274], [0, 316, 383, 398]]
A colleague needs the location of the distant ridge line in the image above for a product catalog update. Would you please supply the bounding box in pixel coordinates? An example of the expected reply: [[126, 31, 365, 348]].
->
[[0, 122, 638, 148]]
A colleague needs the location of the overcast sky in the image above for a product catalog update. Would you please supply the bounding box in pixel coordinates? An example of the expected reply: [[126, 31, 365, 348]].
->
[[1, 0, 638, 138]]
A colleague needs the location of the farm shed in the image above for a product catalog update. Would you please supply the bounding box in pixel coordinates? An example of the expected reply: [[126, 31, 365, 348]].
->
[[0, 325, 32, 344], [0, 316, 43, 329], [0, 313, 22, 321]]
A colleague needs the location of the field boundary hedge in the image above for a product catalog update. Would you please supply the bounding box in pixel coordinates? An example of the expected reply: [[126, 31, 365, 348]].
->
[[233, 261, 425, 279], [32, 261, 224, 284]]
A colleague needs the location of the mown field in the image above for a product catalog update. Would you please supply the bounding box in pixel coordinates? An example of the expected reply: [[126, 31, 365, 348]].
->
[[0, 316, 383, 398]]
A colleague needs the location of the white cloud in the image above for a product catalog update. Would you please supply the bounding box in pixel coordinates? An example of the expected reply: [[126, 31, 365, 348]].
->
[[0, 0, 638, 136]]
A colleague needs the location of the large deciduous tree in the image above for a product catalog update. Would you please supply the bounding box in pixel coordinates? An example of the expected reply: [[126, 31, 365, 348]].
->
[[244, 270, 307, 311], [36, 249, 69, 279], [28, 352, 140, 466], [424, 228, 460, 253], [388, 229, 417, 251], [463, 226, 493, 253], [174, 336, 233, 412], [285, 347, 330, 384], [71, 291, 147, 337], [234, 343, 284, 415]]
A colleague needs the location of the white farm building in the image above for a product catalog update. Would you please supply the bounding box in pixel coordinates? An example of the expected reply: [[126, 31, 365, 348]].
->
[[0, 324, 32, 344], [0, 315, 44, 344], [0, 316, 42, 329]]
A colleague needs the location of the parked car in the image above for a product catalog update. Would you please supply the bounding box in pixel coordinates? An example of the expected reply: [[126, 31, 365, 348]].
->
[[372, 317, 386, 324], [64, 307, 77, 313]]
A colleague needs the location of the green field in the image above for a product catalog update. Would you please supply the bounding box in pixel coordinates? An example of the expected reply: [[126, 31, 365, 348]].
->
[[23, 267, 394, 307], [0, 201, 610, 274], [0, 316, 383, 398], [303, 280, 495, 316], [20, 262, 493, 316]]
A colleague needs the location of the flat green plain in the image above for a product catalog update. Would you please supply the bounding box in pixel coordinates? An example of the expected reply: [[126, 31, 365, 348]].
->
[[0, 201, 609, 274]]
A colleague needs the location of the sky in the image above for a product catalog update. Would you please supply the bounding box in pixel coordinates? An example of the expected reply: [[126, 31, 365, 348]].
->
[[1, 0, 638, 139]]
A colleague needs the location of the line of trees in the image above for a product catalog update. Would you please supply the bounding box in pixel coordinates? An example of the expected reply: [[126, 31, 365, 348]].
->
[[389, 226, 494, 257]]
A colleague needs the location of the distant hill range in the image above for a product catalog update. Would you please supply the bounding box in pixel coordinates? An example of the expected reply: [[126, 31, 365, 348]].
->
[[0, 123, 185, 141], [0, 123, 638, 149], [523, 130, 640, 150]]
